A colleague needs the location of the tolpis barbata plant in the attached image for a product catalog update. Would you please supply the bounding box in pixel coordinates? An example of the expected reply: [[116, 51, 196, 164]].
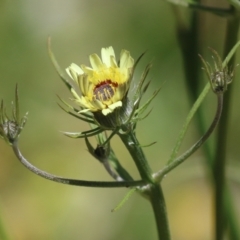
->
[[0, 37, 239, 240]]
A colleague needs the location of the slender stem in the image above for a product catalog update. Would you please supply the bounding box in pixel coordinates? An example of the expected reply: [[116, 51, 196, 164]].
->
[[189, 4, 234, 17], [119, 128, 171, 239], [149, 184, 171, 240], [224, 185, 240, 240], [11, 140, 145, 188], [172, 4, 240, 240], [172, 5, 200, 100], [118, 130, 154, 183], [172, 4, 214, 163], [214, 15, 240, 240], [155, 93, 223, 181]]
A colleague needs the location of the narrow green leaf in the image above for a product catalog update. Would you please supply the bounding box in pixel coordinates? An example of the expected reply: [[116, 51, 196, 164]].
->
[[47, 37, 73, 91], [57, 103, 95, 124], [222, 40, 240, 67], [111, 188, 137, 212], [63, 127, 103, 138], [168, 82, 210, 163], [135, 87, 161, 116]]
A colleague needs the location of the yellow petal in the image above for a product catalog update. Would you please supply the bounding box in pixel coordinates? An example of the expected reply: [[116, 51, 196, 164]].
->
[[77, 96, 97, 111], [120, 50, 134, 69], [89, 54, 104, 70], [110, 55, 118, 68], [78, 74, 91, 96], [70, 63, 84, 74], [102, 108, 112, 115], [108, 101, 122, 110], [66, 63, 84, 82], [90, 98, 105, 109], [81, 64, 95, 76], [79, 108, 91, 113], [71, 88, 81, 100], [101, 101, 122, 115], [101, 46, 115, 67]]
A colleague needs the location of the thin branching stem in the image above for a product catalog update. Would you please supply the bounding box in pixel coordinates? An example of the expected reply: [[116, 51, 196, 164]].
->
[[155, 93, 223, 181], [168, 82, 211, 163], [11, 140, 145, 188]]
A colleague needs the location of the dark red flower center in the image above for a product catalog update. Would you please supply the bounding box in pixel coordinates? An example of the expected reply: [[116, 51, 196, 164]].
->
[[93, 80, 118, 101]]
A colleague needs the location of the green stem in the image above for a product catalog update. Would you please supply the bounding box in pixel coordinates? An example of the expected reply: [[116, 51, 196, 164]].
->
[[172, 3, 214, 163], [119, 129, 171, 239], [189, 4, 234, 16], [12, 140, 144, 188], [214, 15, 240, 240], [171, 5, 200, 100], [118, 130, 153, 183], [173, 6, 240, 239], [149, 184, 171, 240], [224, 186, 240, 240]]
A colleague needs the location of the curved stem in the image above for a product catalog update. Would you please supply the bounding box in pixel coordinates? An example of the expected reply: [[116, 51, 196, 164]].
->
[[11, 140, 145, 188], [168, 83, 210, 163], [155, 93, 223, 181]]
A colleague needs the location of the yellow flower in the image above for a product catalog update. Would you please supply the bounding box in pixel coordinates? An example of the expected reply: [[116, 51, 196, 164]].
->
[[66, 46, 134, 116]]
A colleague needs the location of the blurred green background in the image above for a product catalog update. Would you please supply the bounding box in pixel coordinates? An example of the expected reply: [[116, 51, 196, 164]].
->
[[0, 0, 240, 239]]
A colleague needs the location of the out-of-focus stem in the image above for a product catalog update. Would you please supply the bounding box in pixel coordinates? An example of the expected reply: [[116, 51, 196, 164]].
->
[[172, 4, 214, 165], [171, 5, 200, 100], [214, 15, 240, 240]]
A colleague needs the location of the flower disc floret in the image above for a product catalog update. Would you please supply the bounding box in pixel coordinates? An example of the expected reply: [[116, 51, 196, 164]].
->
[[66, 46, 134, 116]]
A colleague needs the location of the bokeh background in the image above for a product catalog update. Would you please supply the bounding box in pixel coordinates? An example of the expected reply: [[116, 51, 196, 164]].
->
[[0, 0, 240, 239]]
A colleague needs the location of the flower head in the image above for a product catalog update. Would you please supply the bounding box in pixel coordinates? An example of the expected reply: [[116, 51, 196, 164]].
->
[[48, 39, 156, 132], [199, 48, 234, 93], [66, 46, 134, 116], [0, 86, 27, 145]]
